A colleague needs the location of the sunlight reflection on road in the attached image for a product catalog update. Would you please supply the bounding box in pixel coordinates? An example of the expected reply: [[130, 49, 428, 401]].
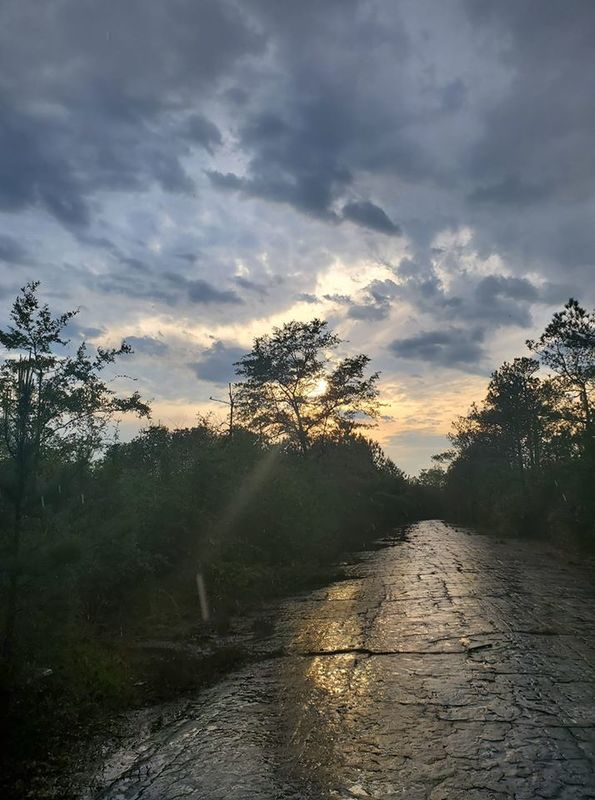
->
[[279, 579, 367, 792]]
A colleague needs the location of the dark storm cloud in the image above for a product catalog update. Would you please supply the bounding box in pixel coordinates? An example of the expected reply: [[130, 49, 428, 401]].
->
[[341, 201, 401, 236], [368, 279, 399, 303], [206, 172, 244, 191], [205, 3, 421, 226], [1, 0, 594, 381], [190, 341, 246, 384], [187, 280, 242, 306], [390, 328, 486, 370], [3, 0, 591, 268], [0, 109, 91, 228], [460, 1, 595, 272], [0, 0, 262, 106], [207, 160, 348, 222], [464, 0, 595, 201], [539, 281, 578, 306], [457, 274, 539, 328], [0, 0, 261, 229], [225, 0, 595, 280]]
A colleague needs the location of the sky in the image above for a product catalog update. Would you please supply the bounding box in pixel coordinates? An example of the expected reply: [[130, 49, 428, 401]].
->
[[1, 0, 594, 474]]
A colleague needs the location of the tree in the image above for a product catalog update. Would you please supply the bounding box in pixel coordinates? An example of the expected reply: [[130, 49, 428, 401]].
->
[[0, 282, 150, 660], [527, 298, 595, 430], [447, 359, 559, 479], [416, 467, 446, 489], [234, 319, 380, 453], [483, 357, 553, 476]]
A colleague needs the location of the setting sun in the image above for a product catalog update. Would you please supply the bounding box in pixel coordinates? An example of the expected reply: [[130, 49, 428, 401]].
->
[[310, 377, 328, 397]]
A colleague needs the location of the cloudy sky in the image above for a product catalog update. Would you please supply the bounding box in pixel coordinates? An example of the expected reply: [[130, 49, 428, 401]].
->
[[1, 0, 594, 473]]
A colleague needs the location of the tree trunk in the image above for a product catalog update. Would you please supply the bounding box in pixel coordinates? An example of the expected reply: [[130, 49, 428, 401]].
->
[[580, 384, 591, 430], [291, 399, 309, 455]]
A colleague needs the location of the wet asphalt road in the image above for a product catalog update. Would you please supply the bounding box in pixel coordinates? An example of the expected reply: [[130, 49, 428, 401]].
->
[[94, 521, 595, 799]]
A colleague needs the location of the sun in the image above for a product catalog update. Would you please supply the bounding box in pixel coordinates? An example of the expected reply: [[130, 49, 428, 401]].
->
[[310, 377, 328, 397]]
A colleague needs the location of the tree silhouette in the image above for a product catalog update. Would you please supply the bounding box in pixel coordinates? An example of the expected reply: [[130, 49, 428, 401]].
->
[[438, 299, 595, 540], [483, 357, 554, 476], [0, 282, 150, 660], [527, 298, 595, 430], [234, 319, 380, 453]]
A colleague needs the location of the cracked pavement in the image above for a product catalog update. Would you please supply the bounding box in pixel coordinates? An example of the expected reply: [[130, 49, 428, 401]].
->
[[93, 521, 595, 799]]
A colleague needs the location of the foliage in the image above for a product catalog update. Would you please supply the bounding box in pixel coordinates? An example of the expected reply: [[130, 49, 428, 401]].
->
[[0, 282, 150, 661], [0, 282, 150, 467], [0, 288, 416, 793], [527, 298, 595, 429], [440, 299, 595, 545], [234, 319, 380, 452]]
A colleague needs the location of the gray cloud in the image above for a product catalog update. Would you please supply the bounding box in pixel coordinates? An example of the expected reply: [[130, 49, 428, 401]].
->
[[63, 320, 106, 342], [182, 114, 223, 153], [392, 256, 554, 332], [468, 177, 550, 207], [189, 341, 246, 384], [460, 1, 595, 272], [80, 263, 243, 309], [296, 293, 319, 304], [475, 275, 539, 304], [188, 280, 241, 306], [347, 278, 399, 322], [342, 201, 401, 236], [2, 0, 594, 284], [0, 235, 29, 264], [0, 109, 90, 227], [0, 0, 261, 229], [390, 328, 486, 370], [0, 0, 594, 406], [165, 275, 243, 306], [125, 335, 169, 356], [348, 302, 390, 322], [233, 275, 270, 298], [323, 293, 352, 304]]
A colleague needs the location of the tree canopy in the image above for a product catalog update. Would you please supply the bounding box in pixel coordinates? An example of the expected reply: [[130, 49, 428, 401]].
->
[[527, 298, 595, 429], [0, 282, 150, 659], [439, 298, 595, 541], [0, 282, 151, 472], [234, 319, 380, 453]]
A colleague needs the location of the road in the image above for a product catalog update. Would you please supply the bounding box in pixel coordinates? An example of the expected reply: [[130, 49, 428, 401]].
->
[[94, 521, 595, 799]]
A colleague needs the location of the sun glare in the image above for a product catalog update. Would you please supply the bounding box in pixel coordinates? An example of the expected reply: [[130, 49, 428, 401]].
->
[[310, 377, 328, 397]]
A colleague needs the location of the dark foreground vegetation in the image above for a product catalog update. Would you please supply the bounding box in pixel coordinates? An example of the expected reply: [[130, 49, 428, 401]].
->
[[426, 299, 595, 548], [0, 284, 431, 796]]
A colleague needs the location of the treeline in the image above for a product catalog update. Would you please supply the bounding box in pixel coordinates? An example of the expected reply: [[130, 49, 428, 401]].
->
[[1, 423, 414, 745], [432, 299, 595, 546], [0, 284, 421, 789]]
